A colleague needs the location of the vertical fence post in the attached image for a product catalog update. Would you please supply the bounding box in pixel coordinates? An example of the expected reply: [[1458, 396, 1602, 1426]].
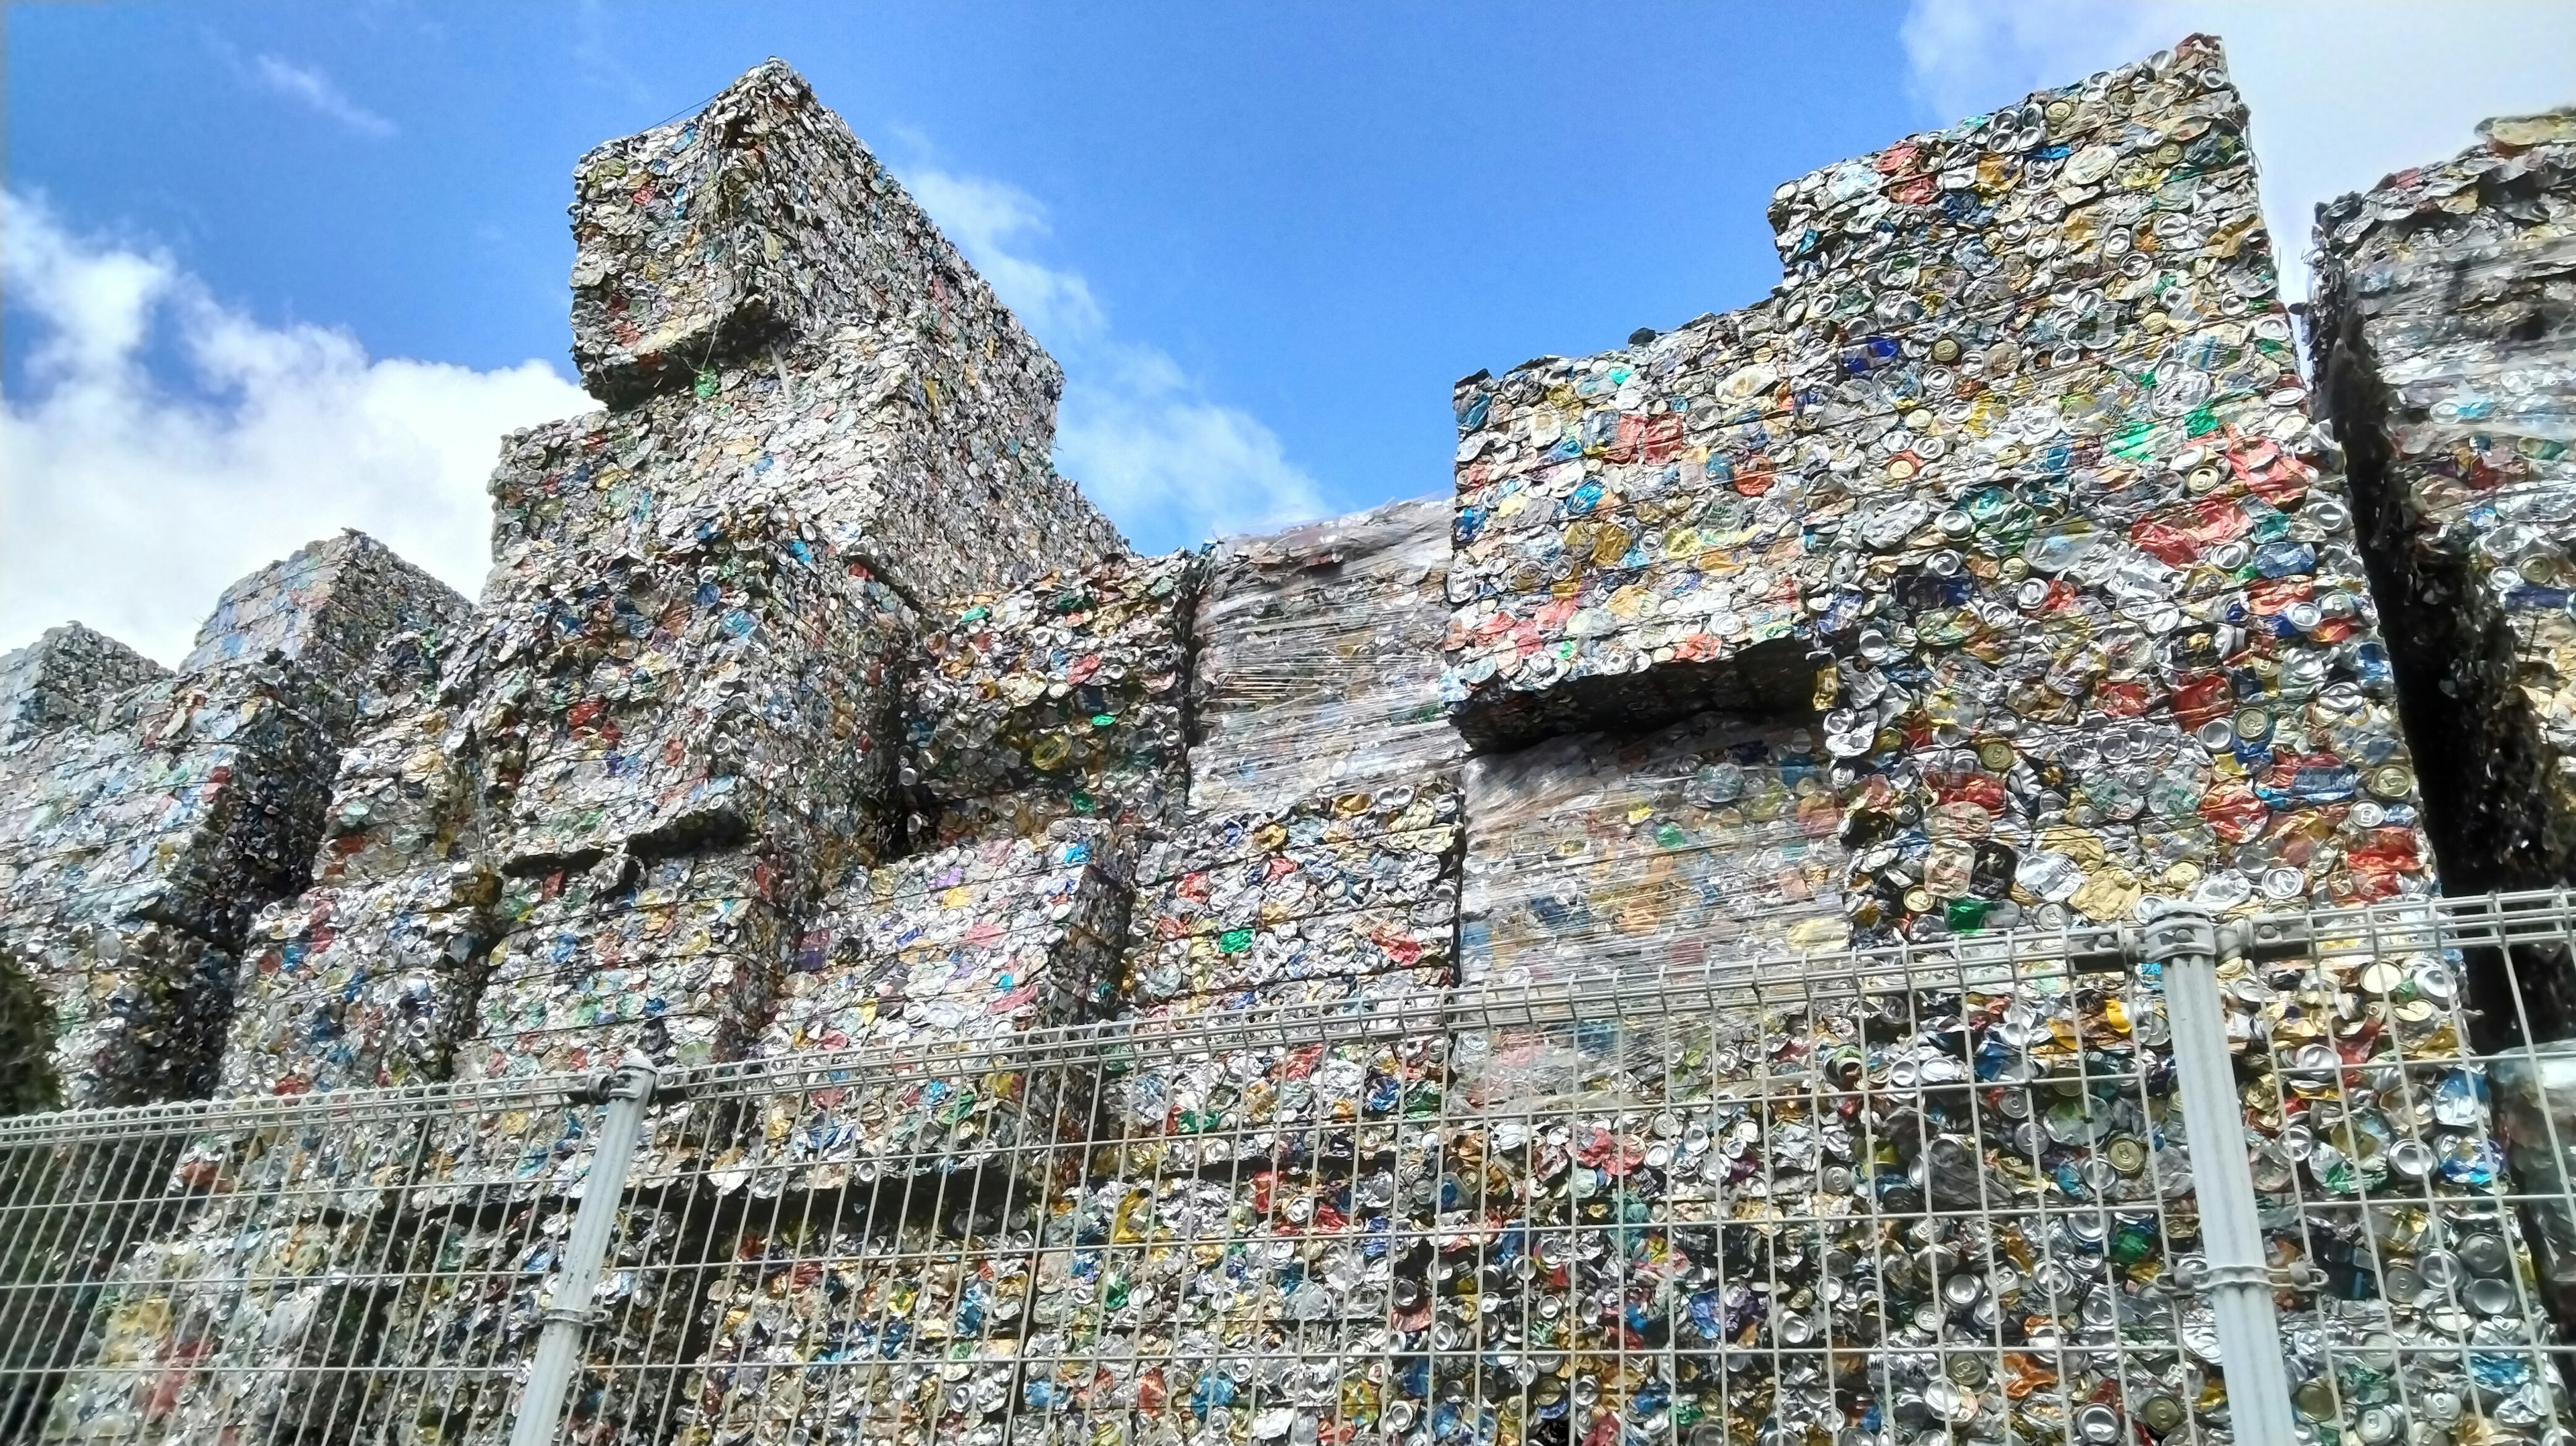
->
[[508, 1052, 658, 1446], [2137, 903, 2296, 1446]]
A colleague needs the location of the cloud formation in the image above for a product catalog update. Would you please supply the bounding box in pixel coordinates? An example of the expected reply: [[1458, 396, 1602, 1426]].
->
[[902, 166, 1326, 549], [248, 53, 396, 137], [1, 194, 592, 663], [1900, 0, 2576, 300]]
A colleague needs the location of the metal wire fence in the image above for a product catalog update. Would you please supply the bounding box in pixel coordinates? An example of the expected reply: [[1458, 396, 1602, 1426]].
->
[[13, 891, 2576, 1446]]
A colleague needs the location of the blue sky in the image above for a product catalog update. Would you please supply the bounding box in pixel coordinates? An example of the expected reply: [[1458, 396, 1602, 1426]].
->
[[8, 1, 2573, 661]]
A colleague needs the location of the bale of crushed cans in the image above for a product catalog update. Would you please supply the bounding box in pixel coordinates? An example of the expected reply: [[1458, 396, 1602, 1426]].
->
[[38, 1200, 382, 1446], [561, 60, 1124, 603], [1120, 778, 1460, 1017], [477, 482, 920, 889], [1446, 34, 2436, 950], [1189, 496, 1463, 819], [908, 551, 1199, 849], [0, 625, 167, 746], [734, 821, 1129, 1190], [0, 536, 467, 1107], [361, 1201, 704, 1446], [1460, 710, 1850, 989], [181, 531, 470, 734], [218, 659, 501, 1099], [2308, 109, 2576, 896]]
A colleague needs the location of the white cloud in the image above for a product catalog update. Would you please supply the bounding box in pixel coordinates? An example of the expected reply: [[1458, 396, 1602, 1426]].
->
[[901, 165, 1326, 546], [249, 54, 396, 137], [1, 193, 592, 664], [1899, 0, 2576, 300]]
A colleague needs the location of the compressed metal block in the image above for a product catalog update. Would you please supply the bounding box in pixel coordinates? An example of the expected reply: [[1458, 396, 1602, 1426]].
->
[[907, 550, 1201, 847], [215, 630, 510, 1101], [1446, 34, 2436, 945], [1189, 496, 1464, 820], [0, 667, 331, 1105], [0, 624, 167, 746], [15, 920, 235, 1109], [364, 1201, 702, 1446], [464, 850, 796, 1079], [731, 822, 1129, 1189], [2310, 109, 2576, 895], [180, 531, 470, 734], [765, 822, 1127, 1054], [1461, 712, 1850, 987], [558, 62, 1124, 603], [1, 665, 340, 951], [411, 850, 796, 1195], [470, 496, 917, 883], [1119, 779, 1460, 1011], [677, 1186, 1070, 1446], [220, 865, 498, 1097]]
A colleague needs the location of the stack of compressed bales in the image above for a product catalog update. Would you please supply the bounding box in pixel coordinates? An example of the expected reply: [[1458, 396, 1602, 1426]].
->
[[907, 551, 1197, 849], [217, 630, 498, 1098], [2309, 109, 2576, 893], [223, 58, 1123, 1151], [561, 59, 1125, 602], [1446, 34, 2435, 950], [0, 534, 468, 1107], [1112, 498, 1472, 1034]]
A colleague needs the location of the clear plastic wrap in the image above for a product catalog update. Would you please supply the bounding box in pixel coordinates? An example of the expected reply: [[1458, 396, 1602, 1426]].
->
[[2310, 109, 2576, 897], [1462, 712, 1849, 987], [1188, 496, 1462, 819]]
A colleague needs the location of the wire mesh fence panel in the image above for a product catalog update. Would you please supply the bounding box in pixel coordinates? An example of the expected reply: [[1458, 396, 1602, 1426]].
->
[[0, 1081, 627, 1446], [12, 893, 2576, 1446]]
